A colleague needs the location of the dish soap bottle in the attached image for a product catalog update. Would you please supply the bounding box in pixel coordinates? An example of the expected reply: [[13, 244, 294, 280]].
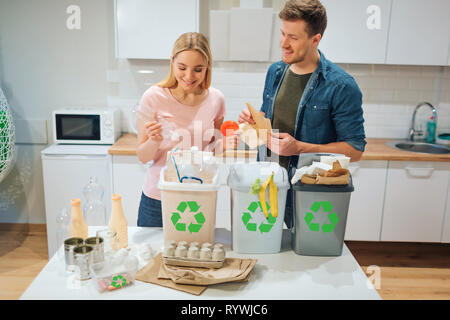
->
[[109, 194, 128, 249], [68, 198, 88, 239], [426, 116, 436, 143]]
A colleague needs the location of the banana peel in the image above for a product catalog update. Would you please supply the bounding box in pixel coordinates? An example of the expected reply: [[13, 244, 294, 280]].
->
[[258, 172, 278, 219]]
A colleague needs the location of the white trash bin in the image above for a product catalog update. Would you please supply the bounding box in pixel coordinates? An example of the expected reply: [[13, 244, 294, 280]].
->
[[158, 150, 220, 245], [228, 162, 290, 253]]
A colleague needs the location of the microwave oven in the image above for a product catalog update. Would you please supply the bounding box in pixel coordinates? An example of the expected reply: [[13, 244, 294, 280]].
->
[[52, 108, 121, 145]]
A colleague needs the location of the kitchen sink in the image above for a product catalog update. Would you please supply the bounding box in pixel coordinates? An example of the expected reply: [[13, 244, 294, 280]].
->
[[386, 140, 450, 154]]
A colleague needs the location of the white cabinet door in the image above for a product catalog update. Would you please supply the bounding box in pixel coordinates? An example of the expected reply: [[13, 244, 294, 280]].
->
[[42, 154, 112, 258], [112, 155, 147, 226], [381, 161, 450, 242], [319, 0, 391, 64], [115, 0, 199, 59], [345, 160, 388, 241], [386, 0, 450, 65], [441, 175, 450, 243]]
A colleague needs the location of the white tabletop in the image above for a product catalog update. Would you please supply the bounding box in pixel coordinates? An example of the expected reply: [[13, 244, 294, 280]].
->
[[20, 227, 381, 300]]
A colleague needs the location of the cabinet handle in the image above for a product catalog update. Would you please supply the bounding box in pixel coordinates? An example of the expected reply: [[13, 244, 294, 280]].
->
[[404, 166, 434, 177]]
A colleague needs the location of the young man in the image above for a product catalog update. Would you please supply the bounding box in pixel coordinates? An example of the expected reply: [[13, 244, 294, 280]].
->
[[238, 0, 366, 227]]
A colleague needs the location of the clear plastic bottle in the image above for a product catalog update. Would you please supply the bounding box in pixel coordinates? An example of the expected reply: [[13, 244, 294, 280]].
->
[[136, 107, 179, 141], [55, 207, 70, 261], [83, 176, 106, 226]]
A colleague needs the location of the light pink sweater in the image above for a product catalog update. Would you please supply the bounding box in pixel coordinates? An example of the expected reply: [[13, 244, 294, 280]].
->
[[137, 85, 225, 200]]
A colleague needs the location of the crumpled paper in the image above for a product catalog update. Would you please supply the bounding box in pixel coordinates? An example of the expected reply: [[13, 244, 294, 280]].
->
[[158, 256, 257, 286], [296, 161, 350, 185]]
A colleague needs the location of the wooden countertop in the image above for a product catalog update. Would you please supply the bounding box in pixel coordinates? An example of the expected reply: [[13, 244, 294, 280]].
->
[[109, 134, 450, 162], [108, 133, 258, 158]]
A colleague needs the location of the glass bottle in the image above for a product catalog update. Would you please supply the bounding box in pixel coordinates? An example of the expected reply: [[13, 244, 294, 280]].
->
[[68, 198, 88, 239], [83, 176, 106, 226], [109, 194, 128, 249]]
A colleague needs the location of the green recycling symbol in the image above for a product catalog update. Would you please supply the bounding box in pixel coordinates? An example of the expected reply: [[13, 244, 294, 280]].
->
[[110, 274, 127, 288], [304, 201, 339, 233], [171, 201, 206, 233], [242, 201, 276, 234]]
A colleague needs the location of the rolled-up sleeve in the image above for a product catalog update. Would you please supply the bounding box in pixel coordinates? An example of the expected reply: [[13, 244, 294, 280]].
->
[[331, 78, 367, 152]]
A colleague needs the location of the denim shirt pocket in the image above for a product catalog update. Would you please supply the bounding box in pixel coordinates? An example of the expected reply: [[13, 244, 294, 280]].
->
[[303, 103, 332, 143]]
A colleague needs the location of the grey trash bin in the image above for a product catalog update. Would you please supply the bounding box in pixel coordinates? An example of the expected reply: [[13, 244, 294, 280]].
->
[[290, 153, 354, 256]]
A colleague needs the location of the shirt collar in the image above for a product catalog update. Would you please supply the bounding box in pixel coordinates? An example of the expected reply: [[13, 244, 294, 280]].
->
[[279, 49, 328, 80], [316, 49, 328, 80]]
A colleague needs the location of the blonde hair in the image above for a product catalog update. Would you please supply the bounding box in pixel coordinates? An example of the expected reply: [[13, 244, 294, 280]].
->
[[158, 32, 212, 90]]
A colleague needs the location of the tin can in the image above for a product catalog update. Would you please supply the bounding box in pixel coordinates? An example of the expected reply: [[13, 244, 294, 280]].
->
[[85, 236, 104, 270], [73, 245, 94, 280], [64, 237, 84, 270]]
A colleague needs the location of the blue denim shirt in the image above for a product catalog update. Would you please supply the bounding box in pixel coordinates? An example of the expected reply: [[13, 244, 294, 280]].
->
[[258, 50, 366, 227]]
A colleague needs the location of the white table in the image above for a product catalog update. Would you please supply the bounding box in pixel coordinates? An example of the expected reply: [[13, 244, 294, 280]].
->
[[21, 227, 381, 300]]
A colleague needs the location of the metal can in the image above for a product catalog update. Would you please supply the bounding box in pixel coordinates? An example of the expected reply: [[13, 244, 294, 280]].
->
[[85, 236, 104, 270], [64, 237, 84, 270], [73, 245, 94, 280]]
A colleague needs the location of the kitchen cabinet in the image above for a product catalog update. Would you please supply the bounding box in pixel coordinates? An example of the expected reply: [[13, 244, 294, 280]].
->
[[115, 0, 199, 59], [41, 145, 113, 258], [441, 175, 450, 243], [381, 161, 450, 242], [319, 0, 391, 64], [345, 160, 388, 241], [386, 0, 450, 66]]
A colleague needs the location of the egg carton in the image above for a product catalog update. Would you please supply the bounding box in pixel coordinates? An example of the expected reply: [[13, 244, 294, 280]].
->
[[162, 240, 226, 268]]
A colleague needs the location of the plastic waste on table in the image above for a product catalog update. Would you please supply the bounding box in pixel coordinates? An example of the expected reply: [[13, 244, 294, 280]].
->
[[83, 176, 107, 226]]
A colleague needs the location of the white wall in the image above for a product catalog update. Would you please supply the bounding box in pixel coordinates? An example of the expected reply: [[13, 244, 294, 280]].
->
[[0, 0, 116, 223], [1, 0, 449, 224]]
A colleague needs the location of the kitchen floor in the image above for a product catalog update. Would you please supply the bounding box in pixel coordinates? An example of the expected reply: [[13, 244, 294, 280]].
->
[[0, 224, 449, 300]]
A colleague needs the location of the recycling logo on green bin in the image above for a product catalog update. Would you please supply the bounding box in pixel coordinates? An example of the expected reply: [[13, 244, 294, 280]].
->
[[241, 201, 276, 234], [304, 201, 339, 233], [171, 201, 206, 233]]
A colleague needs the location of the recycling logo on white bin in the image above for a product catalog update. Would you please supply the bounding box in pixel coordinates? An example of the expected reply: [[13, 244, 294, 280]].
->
[[241, 201, 276, 233]]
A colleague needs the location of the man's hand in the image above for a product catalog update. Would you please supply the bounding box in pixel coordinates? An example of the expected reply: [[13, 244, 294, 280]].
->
[[267, 132, 302, 156], [238, 108, 265, 125]]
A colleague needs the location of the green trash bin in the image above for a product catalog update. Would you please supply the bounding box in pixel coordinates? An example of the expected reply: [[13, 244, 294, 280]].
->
[[291, 175, 354, 256]]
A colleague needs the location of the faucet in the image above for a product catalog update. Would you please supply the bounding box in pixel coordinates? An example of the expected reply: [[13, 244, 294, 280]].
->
[[408, 102, 437, 142]]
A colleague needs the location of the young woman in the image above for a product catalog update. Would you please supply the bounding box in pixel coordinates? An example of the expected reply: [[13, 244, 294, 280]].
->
[[136, 32, 235, 227]]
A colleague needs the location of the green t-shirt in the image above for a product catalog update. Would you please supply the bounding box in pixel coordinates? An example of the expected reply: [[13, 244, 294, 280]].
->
[[272, 68, 311, 171]]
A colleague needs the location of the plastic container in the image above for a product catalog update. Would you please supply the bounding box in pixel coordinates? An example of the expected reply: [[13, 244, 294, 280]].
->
[[291, 153, 354, 256], [158, 155, 221, 244], [228, 162, 290, 253], [92, 260, 137, 293]]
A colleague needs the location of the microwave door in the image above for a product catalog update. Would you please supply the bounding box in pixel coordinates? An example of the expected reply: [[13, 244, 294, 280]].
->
[[56, 114, 100, 141]]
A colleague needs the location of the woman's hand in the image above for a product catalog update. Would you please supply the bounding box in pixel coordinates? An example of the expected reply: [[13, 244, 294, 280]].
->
[[145, 121, 163, 142]]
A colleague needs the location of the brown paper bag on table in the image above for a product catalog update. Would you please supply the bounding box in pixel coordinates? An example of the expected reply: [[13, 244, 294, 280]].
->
[[158, 256, 258, 286], [136, 253, 207, 296]]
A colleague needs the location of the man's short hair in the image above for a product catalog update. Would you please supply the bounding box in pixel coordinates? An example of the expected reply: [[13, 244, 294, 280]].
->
[[279, 0, 327, 37]]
